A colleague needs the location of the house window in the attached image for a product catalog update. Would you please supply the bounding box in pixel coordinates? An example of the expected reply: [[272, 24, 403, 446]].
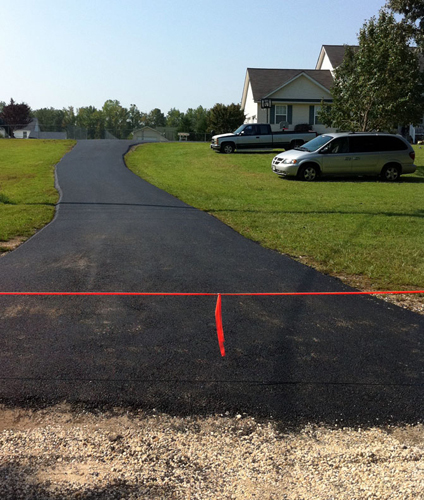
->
[[314, 106, 322, 125], [275, 105, 287, 124], [23, 131, 28, 139]]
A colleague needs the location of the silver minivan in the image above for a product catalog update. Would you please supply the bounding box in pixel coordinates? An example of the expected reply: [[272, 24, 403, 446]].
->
[[271, 132, 417, 181]]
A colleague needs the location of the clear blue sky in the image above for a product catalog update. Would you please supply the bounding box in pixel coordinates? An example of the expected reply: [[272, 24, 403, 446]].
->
[[1, 0, 389, 114]]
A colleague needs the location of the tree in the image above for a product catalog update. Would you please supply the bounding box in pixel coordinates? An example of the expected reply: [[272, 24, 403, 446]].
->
[[186, 106, 210, 135], [387, 0, 424, 47], [145, 108, 166, 128], [102, 100, 130, 139], [207, 103, 246, 135], [62, 106, 76, 128], [76, 106, 104, 139], [177, 115, 195, 138], [32, 107, 65, 132], [128, 104, 145, 131], [166, 108, 184, 127], [320, 9, 424, 132], [0, 99, 32, 138]]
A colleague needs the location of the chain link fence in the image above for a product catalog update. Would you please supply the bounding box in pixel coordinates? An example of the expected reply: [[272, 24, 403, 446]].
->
[[0, 122, 213, 142]]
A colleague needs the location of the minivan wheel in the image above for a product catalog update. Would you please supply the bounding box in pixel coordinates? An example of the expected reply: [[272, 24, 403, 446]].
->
[[381, 164, 400, 182], [298, 165, 318, 181]]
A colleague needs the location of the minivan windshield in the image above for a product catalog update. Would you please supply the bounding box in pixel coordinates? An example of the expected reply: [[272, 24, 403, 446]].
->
[[298, 135, 333, 152]]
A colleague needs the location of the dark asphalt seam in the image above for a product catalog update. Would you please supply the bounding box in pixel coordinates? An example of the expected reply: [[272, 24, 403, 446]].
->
[[1, 378, 423, 387]]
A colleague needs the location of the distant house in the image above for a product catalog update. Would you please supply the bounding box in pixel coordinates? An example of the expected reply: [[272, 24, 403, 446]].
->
[[132, 126, 169, 142], [7, 118, 67, 139]]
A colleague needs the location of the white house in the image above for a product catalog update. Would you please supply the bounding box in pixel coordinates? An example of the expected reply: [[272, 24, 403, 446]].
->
[[241, 67, 334, 134], [242, 44, 424, 141], [1, 118, 67, 139], [241, 45, 352, 134]]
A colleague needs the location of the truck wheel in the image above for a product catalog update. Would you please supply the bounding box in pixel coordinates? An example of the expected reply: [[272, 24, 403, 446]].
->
[[298, 164, 319, 181], [221, 143, 235, 154]]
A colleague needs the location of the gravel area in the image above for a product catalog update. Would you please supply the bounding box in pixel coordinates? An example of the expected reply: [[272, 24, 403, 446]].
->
[[1, 404, 424, 499]]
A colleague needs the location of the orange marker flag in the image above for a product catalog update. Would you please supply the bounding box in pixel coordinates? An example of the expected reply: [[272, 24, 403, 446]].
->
[[215, 294, 226, 357]]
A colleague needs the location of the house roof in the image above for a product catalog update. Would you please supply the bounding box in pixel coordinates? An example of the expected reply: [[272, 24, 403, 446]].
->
[[246, 69, 334, 102], [14, 117, 38, 131], [318, 45, 358, 69]]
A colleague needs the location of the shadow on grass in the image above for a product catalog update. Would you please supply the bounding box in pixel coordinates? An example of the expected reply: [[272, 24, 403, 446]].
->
[[207, 207, 424, 218], [280, 175, 424, 184]]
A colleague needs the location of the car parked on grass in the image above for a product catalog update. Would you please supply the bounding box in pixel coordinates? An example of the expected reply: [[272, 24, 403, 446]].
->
[[271, 132, 416, 181], [211, 124, 317, 154]]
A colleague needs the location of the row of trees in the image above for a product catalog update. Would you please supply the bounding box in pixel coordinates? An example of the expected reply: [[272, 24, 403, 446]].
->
[[0, 99, 246, 139]]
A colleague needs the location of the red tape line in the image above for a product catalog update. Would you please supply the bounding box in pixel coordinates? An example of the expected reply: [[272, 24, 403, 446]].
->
[[0, 290, 422, 358], [0, 291, 422, 296]]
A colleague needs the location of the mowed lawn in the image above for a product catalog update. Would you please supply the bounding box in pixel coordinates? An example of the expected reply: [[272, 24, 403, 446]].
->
[[126, 142, 424, 291], [0, 139, 76, 251]]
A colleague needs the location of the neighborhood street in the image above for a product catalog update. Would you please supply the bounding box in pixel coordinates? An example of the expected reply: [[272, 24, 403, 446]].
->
[[0, 140, 423, 426]]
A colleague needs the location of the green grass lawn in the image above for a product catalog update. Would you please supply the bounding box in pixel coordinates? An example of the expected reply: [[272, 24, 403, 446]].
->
[[126, 142, 424, 291], [0, 139, 76, 251]]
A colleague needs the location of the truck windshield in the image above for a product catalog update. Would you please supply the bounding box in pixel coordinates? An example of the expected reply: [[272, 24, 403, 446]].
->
[[299, 135, 333, 152], [233, 125, 246, 135]]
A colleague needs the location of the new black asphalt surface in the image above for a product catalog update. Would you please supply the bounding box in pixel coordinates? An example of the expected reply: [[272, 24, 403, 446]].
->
[[0, 140, 423, 426]]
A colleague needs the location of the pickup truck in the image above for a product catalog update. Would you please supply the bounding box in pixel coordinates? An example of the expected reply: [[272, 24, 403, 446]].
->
[[210, 123, 317, 154]]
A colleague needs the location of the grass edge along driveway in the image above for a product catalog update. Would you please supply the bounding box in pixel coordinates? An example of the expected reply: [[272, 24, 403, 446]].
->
[[0, 139, 76, 252], [125, 142, 424, 295]]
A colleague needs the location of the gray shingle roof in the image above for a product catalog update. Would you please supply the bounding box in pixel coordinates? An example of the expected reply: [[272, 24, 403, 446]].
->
[[247, 69, 334, 102], [321, 45, 358, 68]]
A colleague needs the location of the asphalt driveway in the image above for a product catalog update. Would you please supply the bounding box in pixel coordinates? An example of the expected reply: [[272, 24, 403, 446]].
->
[[0, 140, 423, 426]]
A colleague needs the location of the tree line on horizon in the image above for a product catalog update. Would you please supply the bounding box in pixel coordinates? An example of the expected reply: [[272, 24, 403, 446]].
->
[[0, 99, 246, 140]]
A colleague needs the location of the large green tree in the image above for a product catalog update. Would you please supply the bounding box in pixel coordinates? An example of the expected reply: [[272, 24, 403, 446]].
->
[[320, 9, 424, 132], [207, 103, 245, 135]]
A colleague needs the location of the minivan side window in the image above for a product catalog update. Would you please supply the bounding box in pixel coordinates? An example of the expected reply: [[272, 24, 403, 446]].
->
[[350, 135, 408, 152], [325, 137, 349, 154], [350, 136, 378, 153], [375, 136, 408, 151]]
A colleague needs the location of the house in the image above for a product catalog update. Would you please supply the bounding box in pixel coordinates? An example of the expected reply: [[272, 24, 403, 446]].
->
[[242, 67, 334, 134], [132, 126, 169, 142], [241, 44, 346, 134], [241, 45, 354, 134], [13, 118, 40, 139], [4, 118, 67, 139], [242, 44, 424, 141]]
